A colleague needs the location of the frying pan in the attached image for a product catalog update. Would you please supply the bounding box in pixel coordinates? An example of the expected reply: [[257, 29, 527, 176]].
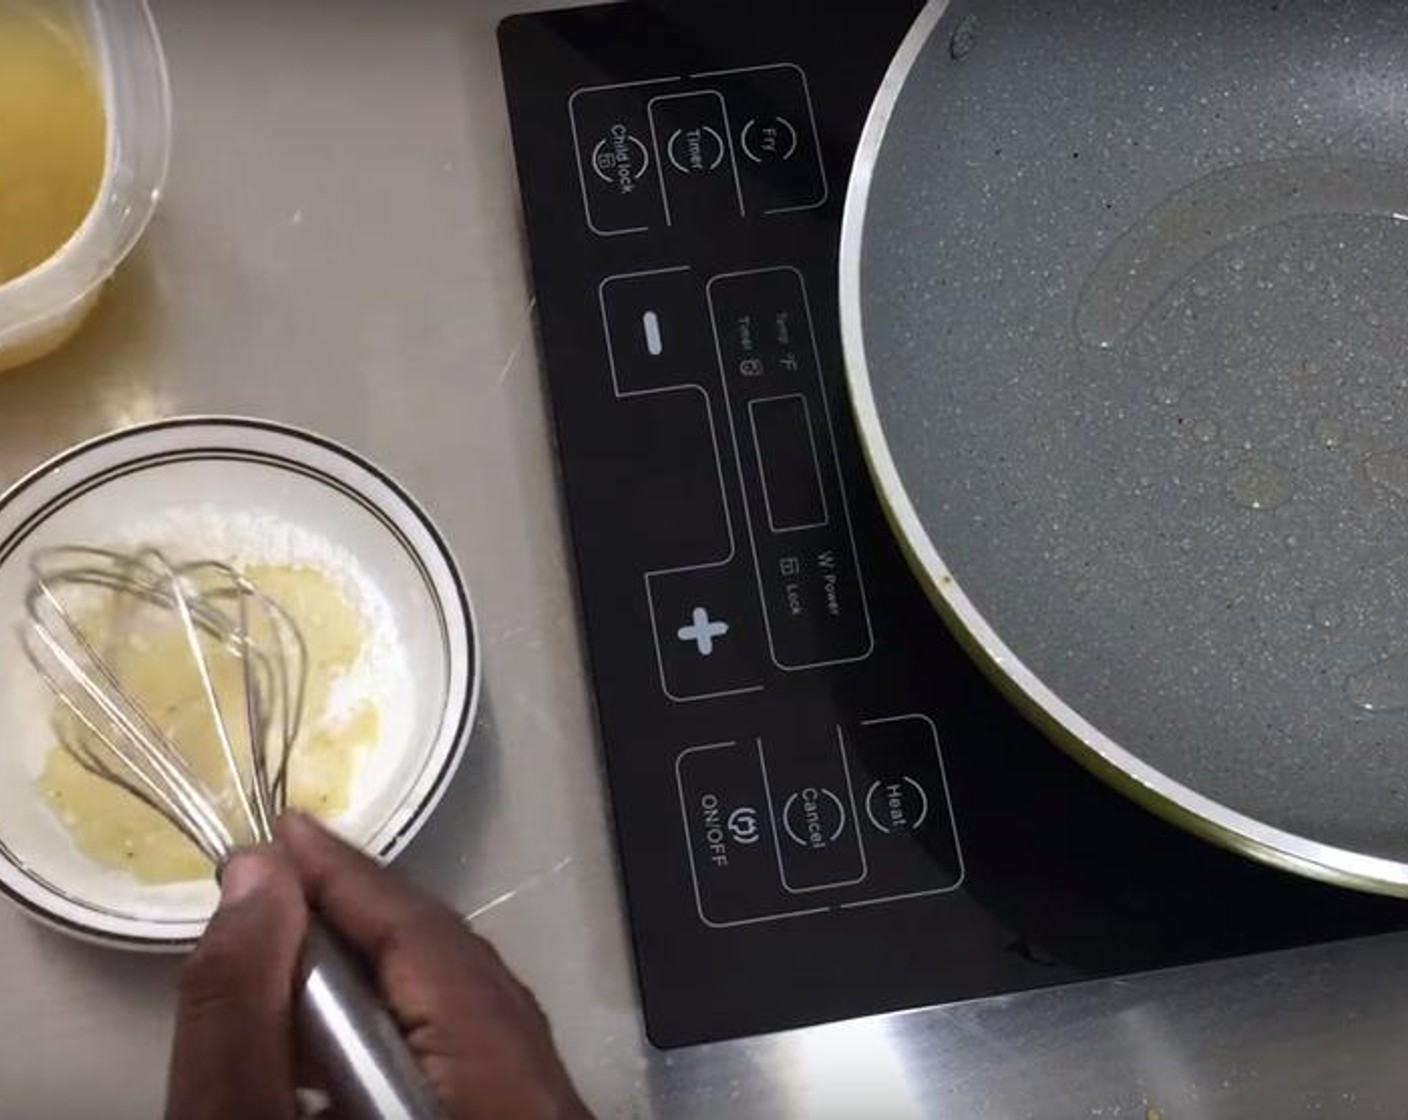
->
[[841, 0, 1408, 894]]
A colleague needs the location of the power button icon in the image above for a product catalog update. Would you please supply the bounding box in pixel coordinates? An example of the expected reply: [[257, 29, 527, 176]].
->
[[727, 807, 760, 845]]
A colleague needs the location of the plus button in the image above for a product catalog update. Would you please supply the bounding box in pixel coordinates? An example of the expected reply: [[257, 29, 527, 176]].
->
[[677, 607, 730, 657]]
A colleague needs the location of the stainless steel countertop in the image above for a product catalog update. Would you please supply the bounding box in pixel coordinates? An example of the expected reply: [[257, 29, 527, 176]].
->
[[3, 3, 1408, 1117]]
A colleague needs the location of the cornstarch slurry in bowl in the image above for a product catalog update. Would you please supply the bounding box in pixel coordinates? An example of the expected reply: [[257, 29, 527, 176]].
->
[[36, 508, 410, 884]]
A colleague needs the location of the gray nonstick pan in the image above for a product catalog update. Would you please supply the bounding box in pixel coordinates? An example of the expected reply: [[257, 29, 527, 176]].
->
[[841, 0, 1408, 893]]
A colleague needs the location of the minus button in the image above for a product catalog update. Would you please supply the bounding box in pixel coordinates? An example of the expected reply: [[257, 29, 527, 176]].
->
[[643, 310, 664, 356]]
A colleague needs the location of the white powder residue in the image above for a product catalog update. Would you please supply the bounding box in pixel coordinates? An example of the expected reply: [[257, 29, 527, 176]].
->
[[115, 506, 402, 730]]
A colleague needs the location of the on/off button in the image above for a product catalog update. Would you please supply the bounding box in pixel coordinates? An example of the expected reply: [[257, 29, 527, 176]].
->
[[676, 740, 797, 928]]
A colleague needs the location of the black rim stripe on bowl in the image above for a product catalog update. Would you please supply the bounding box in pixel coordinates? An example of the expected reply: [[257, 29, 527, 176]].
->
[[0, 419, 475, 941]]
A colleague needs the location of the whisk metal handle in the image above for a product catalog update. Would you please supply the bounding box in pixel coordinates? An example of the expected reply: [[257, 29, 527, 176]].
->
[[298, 922, 447, 1120]]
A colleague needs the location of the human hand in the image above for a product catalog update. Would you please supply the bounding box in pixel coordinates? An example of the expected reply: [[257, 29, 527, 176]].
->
[[165, 812, 592, 1120], [165, 842, 307, 1120]]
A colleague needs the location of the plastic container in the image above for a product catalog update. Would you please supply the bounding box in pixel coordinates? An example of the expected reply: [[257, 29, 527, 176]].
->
[[0, 0, 171, 373]]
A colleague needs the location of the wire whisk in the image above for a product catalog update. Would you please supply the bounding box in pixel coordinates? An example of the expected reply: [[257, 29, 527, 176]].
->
[[18, 544, 445, 1120], [21, 546, 306, 862]]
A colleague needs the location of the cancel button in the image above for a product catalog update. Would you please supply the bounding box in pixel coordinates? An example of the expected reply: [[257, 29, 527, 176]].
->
[[782, 786, 847, 850], [762, 733, 866, 892]]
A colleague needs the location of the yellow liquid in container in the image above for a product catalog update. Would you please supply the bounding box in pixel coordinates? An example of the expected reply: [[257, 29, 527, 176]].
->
[[0, 2, 107, 284], [37, 566, 381, 884]]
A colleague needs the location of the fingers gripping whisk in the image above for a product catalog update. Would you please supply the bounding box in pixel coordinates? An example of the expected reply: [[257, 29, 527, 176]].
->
[[22, 547, 451, 1118], [20, 547, 308, 868]]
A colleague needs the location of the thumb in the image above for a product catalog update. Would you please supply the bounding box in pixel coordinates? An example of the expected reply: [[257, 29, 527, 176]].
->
[[166, 848, 308, 1120]]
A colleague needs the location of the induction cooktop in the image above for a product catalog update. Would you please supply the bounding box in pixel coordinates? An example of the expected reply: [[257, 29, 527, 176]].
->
[[498, 0, 1408, 1047]]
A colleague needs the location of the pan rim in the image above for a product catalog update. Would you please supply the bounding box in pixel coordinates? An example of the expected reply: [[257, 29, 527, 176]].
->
[[837, 0, 1408, 898]]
